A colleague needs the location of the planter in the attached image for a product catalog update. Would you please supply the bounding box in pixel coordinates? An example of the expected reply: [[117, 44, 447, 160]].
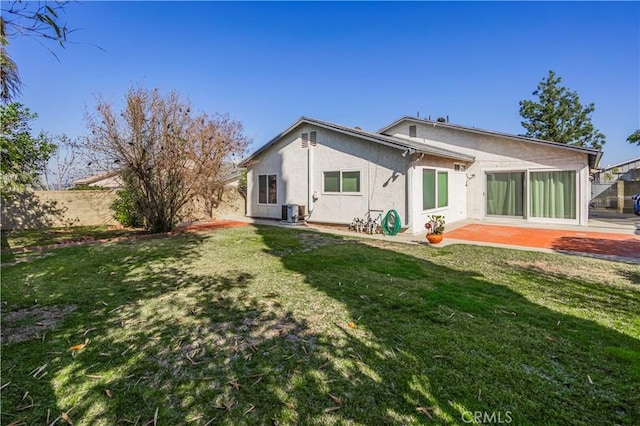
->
[[426, 234, 444, 244]]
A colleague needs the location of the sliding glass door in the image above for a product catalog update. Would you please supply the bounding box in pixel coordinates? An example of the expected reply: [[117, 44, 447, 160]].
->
[[486, 172, 525, 217], [530, 171, 576, 219]]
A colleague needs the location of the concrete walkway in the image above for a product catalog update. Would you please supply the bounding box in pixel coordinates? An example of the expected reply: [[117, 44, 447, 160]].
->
[[218, 214, 640, 263]]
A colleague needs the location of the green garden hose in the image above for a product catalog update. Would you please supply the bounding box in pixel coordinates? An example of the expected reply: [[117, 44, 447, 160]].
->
[[382, 209, 401, 236]]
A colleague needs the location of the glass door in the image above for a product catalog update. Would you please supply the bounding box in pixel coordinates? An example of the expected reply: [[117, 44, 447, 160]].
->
[[486, 172, 525, 217]]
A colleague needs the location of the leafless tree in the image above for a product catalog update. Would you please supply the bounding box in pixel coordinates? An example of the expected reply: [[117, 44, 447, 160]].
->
[[41, 133, 83, 190], [84, 86, 250, 232]]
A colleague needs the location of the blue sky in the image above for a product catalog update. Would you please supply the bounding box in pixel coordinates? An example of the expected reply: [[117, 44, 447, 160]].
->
[[10, 1, 640, 167]]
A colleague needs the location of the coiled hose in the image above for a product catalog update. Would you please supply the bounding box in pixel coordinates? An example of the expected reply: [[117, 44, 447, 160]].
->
[[382, 209, 401, 236]]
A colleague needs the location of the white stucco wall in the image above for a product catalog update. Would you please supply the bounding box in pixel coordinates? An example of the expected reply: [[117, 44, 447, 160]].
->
[[385, 121, 592, 226], [406, 156, 469, 233], [247, 124, 410, 227]]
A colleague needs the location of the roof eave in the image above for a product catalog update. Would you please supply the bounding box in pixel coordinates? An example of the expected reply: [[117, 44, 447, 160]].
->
[[380, 116, 602, 157]]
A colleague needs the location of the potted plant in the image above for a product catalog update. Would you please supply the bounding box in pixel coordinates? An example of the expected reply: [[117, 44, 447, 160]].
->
[[424, 215, 445, 244]]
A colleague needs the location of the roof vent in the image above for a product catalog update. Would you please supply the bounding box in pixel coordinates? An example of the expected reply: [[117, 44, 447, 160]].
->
[[437, 117, 446, 123], [354, 126, 362, 130]]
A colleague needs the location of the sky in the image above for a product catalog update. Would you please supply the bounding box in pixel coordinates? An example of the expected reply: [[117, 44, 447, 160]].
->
[[9, 1, 640, 168]]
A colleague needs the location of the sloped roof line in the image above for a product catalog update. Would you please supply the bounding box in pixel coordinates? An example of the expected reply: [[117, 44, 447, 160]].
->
[[240, 116, 475, 166], [379, 116, 602, 169], [600, 157, 640, 171], [73, 170, 120, 186]]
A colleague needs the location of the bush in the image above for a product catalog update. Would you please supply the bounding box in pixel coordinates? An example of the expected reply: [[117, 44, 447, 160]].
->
[[110, 188, 143, 228]]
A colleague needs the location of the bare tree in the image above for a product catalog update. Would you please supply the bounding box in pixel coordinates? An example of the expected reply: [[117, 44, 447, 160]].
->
[[41, 133, 82, 190], [84, 86, 250, 232]]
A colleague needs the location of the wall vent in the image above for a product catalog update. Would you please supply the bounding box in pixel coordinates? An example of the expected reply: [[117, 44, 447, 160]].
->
[[310, 131, 317, 146], [301, 132, 308, 148]]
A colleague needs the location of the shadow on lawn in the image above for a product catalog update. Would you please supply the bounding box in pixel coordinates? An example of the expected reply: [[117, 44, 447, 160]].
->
[[252, 227, 640, 425], [2, 227, 639, 425], [3, 230, 326, 424]]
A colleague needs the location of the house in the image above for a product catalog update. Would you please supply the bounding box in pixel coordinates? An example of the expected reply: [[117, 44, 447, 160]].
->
[[241, 116, 601, 233], [591, 157, 640, 213], [73, 171, 123, 189], [593, 157, 640, 183]]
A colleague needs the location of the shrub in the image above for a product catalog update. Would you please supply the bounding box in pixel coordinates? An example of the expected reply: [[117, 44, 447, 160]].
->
[[110, 188, 143, 228]]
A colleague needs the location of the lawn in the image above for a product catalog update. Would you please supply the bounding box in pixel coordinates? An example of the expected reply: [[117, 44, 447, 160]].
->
[[1, 225, 639, 425]]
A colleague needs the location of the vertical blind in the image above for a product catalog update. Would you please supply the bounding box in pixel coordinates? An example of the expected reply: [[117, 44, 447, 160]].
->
[[423, 169, 436, 210], [486, 172, 524, 216], [530, 171, 576, 219]]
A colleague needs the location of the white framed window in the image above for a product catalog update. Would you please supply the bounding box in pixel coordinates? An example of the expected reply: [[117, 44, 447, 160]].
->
[[529, 170, 577, 220], [422, 168, 448, 210], [323, 170, 361, 194], [258, 174, 277, 205]]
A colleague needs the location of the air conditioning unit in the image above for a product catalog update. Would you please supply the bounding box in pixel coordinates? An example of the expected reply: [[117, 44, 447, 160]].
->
[[286, 204, 299, 223]]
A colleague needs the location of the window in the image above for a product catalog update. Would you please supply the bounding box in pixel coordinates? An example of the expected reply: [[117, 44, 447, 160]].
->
[[323, 170, 361, 193], [409, 125, 417, 138], [486, 172, 524, 217], [422, 169, 448, 210], [258, 174, 277, 204], [530, 171, 576, 219]]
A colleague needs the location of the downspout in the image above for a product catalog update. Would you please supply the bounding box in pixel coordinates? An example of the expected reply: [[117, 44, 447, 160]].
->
[[368, 159, 371, 213], [406, 154, 413, 233], [307, 143, 314, 216]]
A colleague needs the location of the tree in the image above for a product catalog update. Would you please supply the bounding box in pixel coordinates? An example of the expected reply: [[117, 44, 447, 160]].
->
[[84, 86, 250, 232], [1, 102, 57, 199], [627, 129, 640, 146], [41, 133, 82, 190], [519, 70, 605, 150], [1, 1, 71, 101]]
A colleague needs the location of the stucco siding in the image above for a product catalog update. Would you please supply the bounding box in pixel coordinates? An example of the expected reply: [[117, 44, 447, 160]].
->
[[247, 124, 409, 226], [385, 122, 591, 225]]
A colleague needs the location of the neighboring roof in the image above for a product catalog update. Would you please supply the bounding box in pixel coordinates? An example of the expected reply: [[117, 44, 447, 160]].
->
[[379, 116, 603, 169], [240, 116, 475, 166], [219, 163, 242, 183], [73, 171, 121, 186], [599, 157, 640, 172]]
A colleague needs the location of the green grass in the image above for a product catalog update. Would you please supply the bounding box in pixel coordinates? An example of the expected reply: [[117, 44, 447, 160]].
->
[[1, 225, 639, 425]]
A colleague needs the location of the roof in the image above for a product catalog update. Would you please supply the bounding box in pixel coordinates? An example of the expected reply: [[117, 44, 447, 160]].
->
[[73, 171, 121, 186], [240, 116, 476, 166], [599, 157, 640, 172], [219, 163, 242, 183], [379, 116, 603, 169]]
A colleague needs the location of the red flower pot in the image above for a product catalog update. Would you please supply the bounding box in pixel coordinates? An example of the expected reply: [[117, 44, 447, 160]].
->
[[426, 234, 444, 244]]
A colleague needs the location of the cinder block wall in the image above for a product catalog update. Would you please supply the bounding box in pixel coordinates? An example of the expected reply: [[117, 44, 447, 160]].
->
[[1, 187, 245, 230], [619, 181, 640, 214], [1, 190, 117, 230]]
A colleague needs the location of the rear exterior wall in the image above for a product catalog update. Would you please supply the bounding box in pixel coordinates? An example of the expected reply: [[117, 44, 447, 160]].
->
[[247, 124, 409, 226], [385, 121, 591, 226]]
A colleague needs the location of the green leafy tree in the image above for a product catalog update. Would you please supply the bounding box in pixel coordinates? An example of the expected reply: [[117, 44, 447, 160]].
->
[[627, 129, 640, 146], [519, 70, 605, 150], [1, 103, 57, 198], [1, 1, 71, 101]]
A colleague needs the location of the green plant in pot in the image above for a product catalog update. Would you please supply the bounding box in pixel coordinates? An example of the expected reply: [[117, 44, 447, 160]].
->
[[424, 215, 445, 244]]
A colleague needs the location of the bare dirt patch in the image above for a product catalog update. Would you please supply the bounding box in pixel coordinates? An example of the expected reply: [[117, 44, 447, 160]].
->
[[297, 232, 343, 252], [1, 304, 77, 344]]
